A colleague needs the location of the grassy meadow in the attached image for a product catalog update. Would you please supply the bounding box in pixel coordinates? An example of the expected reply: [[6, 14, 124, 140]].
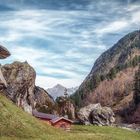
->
[[0, 94, 140, 140]]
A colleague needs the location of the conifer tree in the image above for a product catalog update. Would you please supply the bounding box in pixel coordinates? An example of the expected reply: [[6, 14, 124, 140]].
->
[[109, 68, 116, 79]]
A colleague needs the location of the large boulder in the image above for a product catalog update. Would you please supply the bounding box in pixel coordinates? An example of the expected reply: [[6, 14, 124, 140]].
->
[[78, 103, 115, 126], [0, 45, 10, 88], [90, 106, 115, 126], [0, 45, 10, 59], [1, 61, 36, 113], [1, 61, 55, 114]]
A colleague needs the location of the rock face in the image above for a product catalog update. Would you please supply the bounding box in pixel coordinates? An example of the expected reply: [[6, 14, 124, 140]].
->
[[0, 66, 7, 88], [72, 30, 140, 123], [56, 96, 75, 119], [78, 103, 115, 126], [1, 61, 36, 113], [0, 45, 11, 88], [0, 45, 10, 59], [1, 61, 55, 114], [34, 86, 55, 113]]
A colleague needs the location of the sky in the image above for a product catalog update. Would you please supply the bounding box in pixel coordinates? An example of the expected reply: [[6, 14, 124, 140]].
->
[[0, 0, 140, 88]]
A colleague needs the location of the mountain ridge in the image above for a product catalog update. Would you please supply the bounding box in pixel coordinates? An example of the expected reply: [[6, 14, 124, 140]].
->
[[71, 30, 140, 123]]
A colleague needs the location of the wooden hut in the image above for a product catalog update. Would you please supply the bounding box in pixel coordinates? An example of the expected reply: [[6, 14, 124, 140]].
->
[[32, 110, 73, 130]]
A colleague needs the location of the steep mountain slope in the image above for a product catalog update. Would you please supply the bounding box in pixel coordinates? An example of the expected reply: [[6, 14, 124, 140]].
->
[[88, 30, 140, 76], [47, 84, 78, 100], [71, 30, 140, 122]]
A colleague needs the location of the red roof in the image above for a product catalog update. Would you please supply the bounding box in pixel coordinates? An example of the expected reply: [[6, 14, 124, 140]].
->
[[32, 110, 57, 120], [51, 117, 73, 124], [32, 110, 73, 124]]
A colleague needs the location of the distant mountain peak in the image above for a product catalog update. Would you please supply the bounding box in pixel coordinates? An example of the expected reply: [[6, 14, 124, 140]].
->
[[54, 84, 65, 88], [47, 84, 78, 100]]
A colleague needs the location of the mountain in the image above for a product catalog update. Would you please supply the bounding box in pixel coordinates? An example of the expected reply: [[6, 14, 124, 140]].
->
[[47, 84, 78, 100], [71, 30, 140, 123]]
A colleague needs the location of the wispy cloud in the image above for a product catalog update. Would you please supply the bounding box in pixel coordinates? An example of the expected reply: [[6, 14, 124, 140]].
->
[[95, 21, 129, 37], [0, 0, 140, 88]]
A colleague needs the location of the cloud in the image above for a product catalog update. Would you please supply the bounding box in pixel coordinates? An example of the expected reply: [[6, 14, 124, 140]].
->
[[0, 0, 140, 88], [36, 75, 83, 88], [131, 11, 140, 23], [95, 21, 129, 36]]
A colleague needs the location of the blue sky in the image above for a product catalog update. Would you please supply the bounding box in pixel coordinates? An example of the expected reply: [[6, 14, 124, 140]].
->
[[0, 0, 140, 88]]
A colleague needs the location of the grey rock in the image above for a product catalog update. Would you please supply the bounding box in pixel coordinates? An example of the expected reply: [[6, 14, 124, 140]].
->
[[0, 65, 7, 87], [34, 86, 55, 113], [1, 61, 55, 114], [0, 45, 10, 88], [90, 106, 115, 126], [0, 45, 10, 59], [78, 103, 115, 126], [56, 96, 75, 119]]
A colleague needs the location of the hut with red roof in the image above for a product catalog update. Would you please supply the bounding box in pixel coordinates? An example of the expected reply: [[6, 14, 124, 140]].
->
[[32, 110, 73, 130]]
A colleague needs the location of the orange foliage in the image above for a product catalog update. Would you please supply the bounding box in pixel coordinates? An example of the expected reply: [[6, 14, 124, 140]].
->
[[86, 67, 138, 110]]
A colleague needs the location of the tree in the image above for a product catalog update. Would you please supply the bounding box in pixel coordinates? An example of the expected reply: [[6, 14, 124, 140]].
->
[[93, 74, 101, 88], [132, 56, 139, 67], [134, 65, 140, 105], [100, 75, 105, 81], [109, 68, 117, 80]]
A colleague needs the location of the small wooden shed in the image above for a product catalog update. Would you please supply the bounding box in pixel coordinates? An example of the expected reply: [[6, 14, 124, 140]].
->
[[51, 117, 73, 130], [32, 110, 73, 130]]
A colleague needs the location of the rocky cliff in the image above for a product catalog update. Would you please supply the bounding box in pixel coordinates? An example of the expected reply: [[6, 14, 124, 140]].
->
[[34, 86, 55, 113], [1, 61, 55, 114], [56, 96, 75, 119], [72, 30, 140, 123]]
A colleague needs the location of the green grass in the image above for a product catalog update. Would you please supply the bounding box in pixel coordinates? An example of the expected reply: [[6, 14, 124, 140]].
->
[[0, 94, 140, 140], [70, 125, 140, 140]]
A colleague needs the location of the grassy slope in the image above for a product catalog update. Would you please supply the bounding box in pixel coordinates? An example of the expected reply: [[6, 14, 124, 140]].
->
[[0, 93, 62, 140], [0, 94, 140, 140]]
